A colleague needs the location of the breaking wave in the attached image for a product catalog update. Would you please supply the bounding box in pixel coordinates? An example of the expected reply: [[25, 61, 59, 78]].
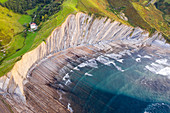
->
[[144, 103, 170, 113], [145, 58, 170, 78]]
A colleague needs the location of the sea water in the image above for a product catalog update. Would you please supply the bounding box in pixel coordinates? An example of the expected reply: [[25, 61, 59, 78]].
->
[[59, 48, 170, 113]]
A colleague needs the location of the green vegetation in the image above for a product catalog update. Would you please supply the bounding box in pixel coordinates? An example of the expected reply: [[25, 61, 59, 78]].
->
[[78, 0, 127, 24], [132, 2, 169, 37], [31, 0, 78, 49], [154, 0, 170, 23], [3, 0, 52, 14], [0, 6, 24, 46], [32, 0, 63, 25], [6, 32, 37, 60], [0, 0, 169, 77], [107, 0, 169, 38], [0, 0, 8, 3], [0, 0, 76, 76], [0, 32, 37, 76], [18, 15, 32, 25], [0, 6, 24, 62], [107, 0, 152, 31], [26, 6, 38, 15]]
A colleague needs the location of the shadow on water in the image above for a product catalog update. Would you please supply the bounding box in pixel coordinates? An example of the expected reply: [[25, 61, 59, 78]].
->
[[66, 87, 170, 113]]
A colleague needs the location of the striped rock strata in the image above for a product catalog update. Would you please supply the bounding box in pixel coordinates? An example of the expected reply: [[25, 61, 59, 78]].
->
[[0, 12, 169, 112]]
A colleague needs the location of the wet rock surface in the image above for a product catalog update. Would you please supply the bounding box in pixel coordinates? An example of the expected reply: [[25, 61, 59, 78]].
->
[[0, 12, 169, 112]]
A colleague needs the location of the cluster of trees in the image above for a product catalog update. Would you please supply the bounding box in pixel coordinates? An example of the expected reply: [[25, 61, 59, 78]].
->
[[154, 0, 169, 15], [3, 0, 53, 14], [33, 0, 63, 25], [2, 0, 64, 25]]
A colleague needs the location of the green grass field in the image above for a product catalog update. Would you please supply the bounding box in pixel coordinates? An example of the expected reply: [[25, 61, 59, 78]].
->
[[31, 0, 79, 50], [0, 32, 37, 76], [0, 0, 8, 3], [0, 6, 24, 46], [26, 6, 38, 15], [0, 0, 169, 77], [18, 15, 32, 25]]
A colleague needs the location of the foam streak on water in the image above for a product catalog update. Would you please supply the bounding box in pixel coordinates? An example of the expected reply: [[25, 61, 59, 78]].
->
[[58, 45, 170, 113], [78, 58, 98, 68], [144, 103, 170, 113], [145, 58, 170, 78]]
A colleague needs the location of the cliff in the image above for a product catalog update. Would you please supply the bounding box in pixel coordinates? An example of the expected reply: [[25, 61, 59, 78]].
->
[[0, 12, 169, 112]]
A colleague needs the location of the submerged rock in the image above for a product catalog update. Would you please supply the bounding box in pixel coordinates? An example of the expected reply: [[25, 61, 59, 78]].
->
[[0, 12, 169, 112]]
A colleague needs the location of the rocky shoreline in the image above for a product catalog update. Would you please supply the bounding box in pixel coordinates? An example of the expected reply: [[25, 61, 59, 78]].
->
[[0, 12, 169, 112]]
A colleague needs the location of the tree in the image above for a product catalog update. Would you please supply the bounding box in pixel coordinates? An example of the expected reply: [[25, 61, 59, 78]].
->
[[42, 15, 45, 21], [44, 14, 48, 21]]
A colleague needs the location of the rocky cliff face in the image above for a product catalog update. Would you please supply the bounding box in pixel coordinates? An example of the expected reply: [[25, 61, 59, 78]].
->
[[0, 12, 169, 112]]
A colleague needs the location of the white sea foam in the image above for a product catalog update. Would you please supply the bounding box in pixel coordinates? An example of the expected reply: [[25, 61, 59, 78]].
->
[[96, 55, 110, 64], [58, 92, 63, 101], [106, 53, 123, 63], [144, 103, 170, 113], [119, 50, 131, 56], [145, 60, 170, 78], [70, 70, 73, 72], [117, 59, 124, 63], [136, 58, 141, 62], [157, 67, 170, 76], [85, 73, 93, 76], [78, 58, 98, 68], [137, 54, 142, 57], [67, 103, 74, 113], [65, 79, 72, 86], [59, 84, 64, 88], [96, 55, 124, 72], [106, 50, 131, 62], [143, 55, 152, 59], [63, 73, 70, 81], [78, 63, 87, 68], [145, 65, 157, 74], [145, 63, 164, 74], [106, 53, 122, 59], [156, 59, 169, 66], [73, 67, 80, 71], [105, 61, 124, 72]]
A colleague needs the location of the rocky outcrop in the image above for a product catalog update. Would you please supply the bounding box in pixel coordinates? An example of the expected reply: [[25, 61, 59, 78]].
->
[[0, 12, 169, 112]]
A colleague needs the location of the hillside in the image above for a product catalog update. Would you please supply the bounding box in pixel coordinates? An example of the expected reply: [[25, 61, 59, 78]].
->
[[0, 6, 24, 60], [0, 0, 169, 112], [0, 0, 169, 77], [0, 12, 169, 113]]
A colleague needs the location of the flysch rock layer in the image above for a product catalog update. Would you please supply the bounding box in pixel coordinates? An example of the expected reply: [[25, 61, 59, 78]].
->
[[0, 12, 170, 112]]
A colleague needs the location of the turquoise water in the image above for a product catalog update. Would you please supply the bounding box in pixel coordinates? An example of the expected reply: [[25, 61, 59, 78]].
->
[[56, 48, 170, 113]]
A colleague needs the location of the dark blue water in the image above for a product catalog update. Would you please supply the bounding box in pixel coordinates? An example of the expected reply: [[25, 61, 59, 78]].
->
[[59, 49, 170, 113]]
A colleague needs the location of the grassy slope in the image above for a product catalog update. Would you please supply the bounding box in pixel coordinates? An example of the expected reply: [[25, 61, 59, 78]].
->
[[31, 0, 129, 50], [0, 5, 35, 76], [0, 6, 24, 62], [107, 0, 152, 31], [18, 15, 32, 25], [107, 0, 169, 38], [31, 0, 79, 49], [78, 0, 128, 25], [0, 0, 8, 3], [132, 2, 169, 37], [26, 6, 38, 15], [0, 6, 24, 46], [0, 0, 78, 76], [0, 0, 169, 76], [0, 32, 37, 77]]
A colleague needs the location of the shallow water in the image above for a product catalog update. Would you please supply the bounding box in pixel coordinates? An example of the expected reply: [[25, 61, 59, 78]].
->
[[58, 47, 170, 113]]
